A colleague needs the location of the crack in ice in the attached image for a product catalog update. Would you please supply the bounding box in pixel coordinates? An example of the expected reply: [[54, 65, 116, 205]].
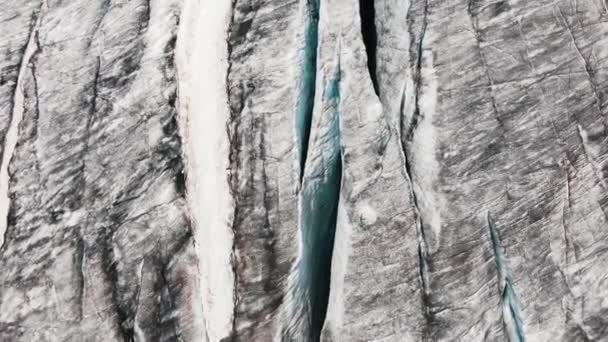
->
[[487, 213, 526, 342], [295, 0, 320, 183], [404, 0, 428, 142], [282, 55, 342, 342], [359, 0, 378, 95]]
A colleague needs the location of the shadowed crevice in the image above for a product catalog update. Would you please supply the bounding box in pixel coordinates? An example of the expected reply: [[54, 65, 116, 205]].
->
[[358, 0, 378, 95], [404, 0, 428, 142]]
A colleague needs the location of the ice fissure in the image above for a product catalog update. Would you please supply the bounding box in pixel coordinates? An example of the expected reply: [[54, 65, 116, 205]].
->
[[405, 0, 428, 142], [399, 0, 432, 332], [359, 0, 378, 95], [295, 0, 321, 182], [487, 214, 526, 342], [301, 66, 342, 341], [398, 95, 432, 333], [283, 60, 342, 341]]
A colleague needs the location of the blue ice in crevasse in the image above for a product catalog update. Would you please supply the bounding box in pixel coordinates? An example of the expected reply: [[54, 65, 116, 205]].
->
[[488, 214, 526, 342], [295, 66, 342, 340], [295, 0, 320, 181]]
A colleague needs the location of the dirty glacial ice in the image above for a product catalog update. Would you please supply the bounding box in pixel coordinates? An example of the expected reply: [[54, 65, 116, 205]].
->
[[1, 0, 608, 341]]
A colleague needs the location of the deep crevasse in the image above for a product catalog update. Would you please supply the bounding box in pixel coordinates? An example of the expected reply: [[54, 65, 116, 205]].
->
[[295, 0, 320, 181]]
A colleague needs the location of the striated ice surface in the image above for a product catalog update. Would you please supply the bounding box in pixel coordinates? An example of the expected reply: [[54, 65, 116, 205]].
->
[[2, 0, 608, 341]]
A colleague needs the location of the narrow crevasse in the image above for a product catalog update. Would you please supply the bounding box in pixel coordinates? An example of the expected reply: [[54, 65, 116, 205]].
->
[[404, 0, 428, 142], [295, 0, 320, 181], [399, 0, 432, 333], [300, 68, 342, 341], [358, 0, 378, 95], [398, 86, 432, 335], [282, 62, 342, 341], [487, 214, 526, 342]]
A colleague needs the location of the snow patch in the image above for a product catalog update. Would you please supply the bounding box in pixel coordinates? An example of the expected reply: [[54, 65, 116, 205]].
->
[[356, 201, 377, 227], [0, 3, 46, 249], [176, 0, 234, 340]]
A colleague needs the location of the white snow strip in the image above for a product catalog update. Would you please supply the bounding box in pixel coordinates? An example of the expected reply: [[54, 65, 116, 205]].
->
[[0, 3, 47, 249], [176, 0, 234, 341]]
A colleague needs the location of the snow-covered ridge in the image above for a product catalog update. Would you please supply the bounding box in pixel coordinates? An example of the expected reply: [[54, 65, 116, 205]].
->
[[176, 0, 234, 340]]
